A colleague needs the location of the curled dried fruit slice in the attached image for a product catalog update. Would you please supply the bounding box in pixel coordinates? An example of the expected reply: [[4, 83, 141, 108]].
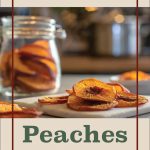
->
[[38, 96, 68, 104], [107, 83, 130, 93], [0, 51, 11, 77], [9, 52, 36, 76], [73, 78, 116, 102], [39, 59, 57, 73], [16, 76, 55, 92], [0, 101, 42, 118], [0, 51, 13, 87], [0, 103, 22, 113], [116, 92, 148, 107], [2, 78, 11, 87], [117, 92, 143, 100], [66, 89, 74, 95], [19, 44, 51, 59], [0, 108, 42, 118], [33, 40, 49, 50], [24, 58, 57, 79], [119, 71, 150, 81], [116, 99, 148, 108], [0, 101, 10, 104], [67, 95, 118, 111]]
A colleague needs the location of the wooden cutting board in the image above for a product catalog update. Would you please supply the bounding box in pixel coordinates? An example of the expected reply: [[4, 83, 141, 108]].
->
[[15, 94, 150, 118]]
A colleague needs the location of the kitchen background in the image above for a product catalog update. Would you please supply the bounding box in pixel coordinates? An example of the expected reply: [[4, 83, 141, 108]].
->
[[0, 7, 150, 100], [0, 7, 150, 74]]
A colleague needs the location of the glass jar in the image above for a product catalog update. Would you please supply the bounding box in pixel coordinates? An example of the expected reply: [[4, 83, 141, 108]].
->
[[0, 16, 66, 98]]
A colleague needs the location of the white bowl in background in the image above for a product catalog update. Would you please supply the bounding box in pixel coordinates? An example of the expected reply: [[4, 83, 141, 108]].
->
[[110, 75, 150, 95]]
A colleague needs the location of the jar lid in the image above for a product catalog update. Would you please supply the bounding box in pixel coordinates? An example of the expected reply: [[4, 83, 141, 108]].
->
[[1, 16, 66, 39]]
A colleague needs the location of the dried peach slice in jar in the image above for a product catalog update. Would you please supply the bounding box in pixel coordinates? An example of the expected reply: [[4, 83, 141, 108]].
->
[[67, 95, 118, 111], [37, 58, 57, 74], [0, 51, 12, 87], [33, 40, 50, 50], [116, 92, 148, 107], [19, 44, 51, 59], [23, 58, 57, 79], [0, 51, 12, 78], [73, 78, 116, 102], [16, 76, 55, 92], [9, 51, 36, 76]]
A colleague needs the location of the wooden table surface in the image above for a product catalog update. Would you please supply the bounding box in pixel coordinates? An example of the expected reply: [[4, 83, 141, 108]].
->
[[61, 56, 150, 74]]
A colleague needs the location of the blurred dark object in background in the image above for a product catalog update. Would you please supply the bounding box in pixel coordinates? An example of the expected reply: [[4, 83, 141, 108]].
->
[[140, 8, 150, 56], [51, 7, 150, 57], [0, 8, 30, 17], [141, 22, 150, 56]]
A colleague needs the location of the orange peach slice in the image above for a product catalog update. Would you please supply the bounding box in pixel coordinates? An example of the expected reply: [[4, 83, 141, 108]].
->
[[73, 78, 116, 102], [107, 83, 130, 93], [9, 52, 36, 76], [0, 51, 11, 76], [16, 76, 55, 92], [38, 96, 68, 104], [38, 58, 57, 74], [23, 58, 57, 79], [116, 92, 148, 107], [33, 40, 49, 50], [66, 89, 74, 95], [67, 95, 118, 111], [0, 51, 12, 86], [119, 71, 150, 81], [0, 101, 42, 118], [0, 103, 22, 113], [0, 108, 42, 118], [19, 44, 51, 59]]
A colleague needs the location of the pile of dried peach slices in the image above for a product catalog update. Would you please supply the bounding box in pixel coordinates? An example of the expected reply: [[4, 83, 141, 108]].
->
[[0, 40, 57, 92], [38, 78, 148, 111]]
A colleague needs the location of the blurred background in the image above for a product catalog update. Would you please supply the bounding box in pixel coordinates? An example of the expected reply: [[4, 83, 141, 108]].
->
[[0, 7, 150, 75]]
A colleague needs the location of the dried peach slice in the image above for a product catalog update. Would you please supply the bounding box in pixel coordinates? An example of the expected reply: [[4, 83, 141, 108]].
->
[[107, 83, 130, 93], [117, 92, 143, 100], [67, 95, 118, 111], [116, 92, 148, 107], [0, 51, 12, 86], [23, 58, 57, 79], [9, 52, 36, 76], [0, 101, 10, 104], [0, 51, 11, 77], [119, 71, 150, 81], [73, 78, 116, 102], [38, 96, 68, 104], [2, 78, 11, 87], [0, 108, 42, 118], [16, 76, 55, 92], [19, 44, 51, 59], [0, 103, 22, 113], [66, 89, 74, 95], [38, 58, 57, 74], [0, 101, 42, 118], [116, 99, 148, 108], [33, 40, 49, 50]]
